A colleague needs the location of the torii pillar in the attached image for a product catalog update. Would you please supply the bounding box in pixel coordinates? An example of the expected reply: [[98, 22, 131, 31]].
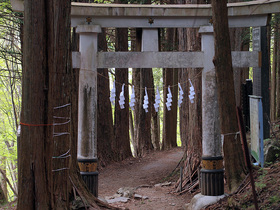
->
[[76, 25, 101, 197], [199, 26, 224, 196]]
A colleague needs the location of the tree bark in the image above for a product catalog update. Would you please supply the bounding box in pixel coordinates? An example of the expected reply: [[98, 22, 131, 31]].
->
[[277, 45, 280, 119], [46, 1, 73, 207], [178, 28, 189, 150], [185, 26, 202, 156], [136, 68, 153, 155], [18, 0, 73, 209], [276, 16, 280, 119], [19, 1, 51, 208], [114, 27, 132, 160], [162, 27, 178, 150], [271, 20, 278, 121], [18, 0, 119, 209], [228, 1, 250, 107], [211, 0, 247, 192], [132, 28, 154, 156], [175, 0, 204, 193], [97, 29, 115, 166]]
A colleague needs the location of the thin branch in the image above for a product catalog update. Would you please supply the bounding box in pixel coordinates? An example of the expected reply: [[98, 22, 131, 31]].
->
[[0, 168, 17, 197]]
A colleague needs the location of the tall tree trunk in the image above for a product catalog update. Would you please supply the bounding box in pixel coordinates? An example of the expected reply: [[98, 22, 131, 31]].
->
[[19, 1, 109, 208], [19, 1, 51, 208], [46, 1, 73, 207], [230, 28, 247, 107], [132, 0, 155, 156], [277, 45, 280, 120], [97, 29, 115, 166], [162, 27, 178, 150], [114, 27, 132, 160], [178, 28, 189, 150], [228, 0, 250, 107], [175, 0, 204, 193], [132, 29, 154, 156], [271, 21, 278, 121], [276, 16, 280, 120], [150, 32, 160, 151], [185, 26, 202, 156], [18, 0, 72, 208], [211, 0, 247, 193], [136, 68, 153, 155]]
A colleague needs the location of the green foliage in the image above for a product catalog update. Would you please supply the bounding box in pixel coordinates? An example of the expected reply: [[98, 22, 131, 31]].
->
[[270, 14, 280, 40], [269, 195, 280, 204], [0, 0, 22, 201], [255, 168, 268, 192]]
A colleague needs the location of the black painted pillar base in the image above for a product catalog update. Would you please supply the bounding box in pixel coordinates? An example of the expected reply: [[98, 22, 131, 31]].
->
[[78, 158, 98, 197], [200, 156, 224, 196]]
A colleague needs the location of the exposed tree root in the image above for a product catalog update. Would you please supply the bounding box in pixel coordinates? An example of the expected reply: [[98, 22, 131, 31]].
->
[[174, 151, 201, 194], [69, 172, 120, 210]]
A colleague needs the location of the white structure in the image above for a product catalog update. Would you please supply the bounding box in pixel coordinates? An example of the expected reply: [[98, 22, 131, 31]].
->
[[76, 25, 101, 160]]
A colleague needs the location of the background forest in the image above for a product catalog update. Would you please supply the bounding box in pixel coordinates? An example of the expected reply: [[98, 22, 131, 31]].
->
[[0, 0, 280, 208]]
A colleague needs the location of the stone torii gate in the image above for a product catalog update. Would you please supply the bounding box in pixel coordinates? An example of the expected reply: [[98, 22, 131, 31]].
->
[[12, 0, 280, 199]]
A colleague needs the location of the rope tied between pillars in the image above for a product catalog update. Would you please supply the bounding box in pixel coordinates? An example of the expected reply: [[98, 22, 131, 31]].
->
[[221, 131, 240, 145]]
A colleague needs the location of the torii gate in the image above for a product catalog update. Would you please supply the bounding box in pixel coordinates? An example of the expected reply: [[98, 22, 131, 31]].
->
[[12, 0, 280, 198]]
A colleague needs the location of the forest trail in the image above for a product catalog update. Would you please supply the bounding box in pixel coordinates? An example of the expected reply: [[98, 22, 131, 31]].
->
[[99, 147, 192, 210]]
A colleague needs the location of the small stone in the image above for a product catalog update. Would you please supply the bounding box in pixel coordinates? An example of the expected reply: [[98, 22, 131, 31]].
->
[[98, 197, 108, 204], [134, 194, 143, 199], [184, 203, 190, 210], [113, 193, 122, 198], [105, 196, 113, 200], [123, 191, 130, 197], [154, 182, 172, 187], [161, 182, 172, 186], [107, 197, 130, 204], [117, 187, 135, 197], [264, 139, 280, 164], [143, 196, 149, 200], [117, 188, 124, 194]]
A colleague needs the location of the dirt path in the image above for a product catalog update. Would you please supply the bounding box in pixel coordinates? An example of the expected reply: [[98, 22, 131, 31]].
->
[[99, 147, 192, 210]]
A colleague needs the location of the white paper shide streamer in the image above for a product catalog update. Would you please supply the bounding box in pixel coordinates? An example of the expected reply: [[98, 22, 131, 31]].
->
[[154, 87, 160, 112], [119, 83, 125, 109], [189, 79, 195, 104], [143, 87, 149, 113], [166, 86, 172, 111], [178, 83, 184, 108], [110, 81, 116, 105], [130, 85, 135, 110]]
